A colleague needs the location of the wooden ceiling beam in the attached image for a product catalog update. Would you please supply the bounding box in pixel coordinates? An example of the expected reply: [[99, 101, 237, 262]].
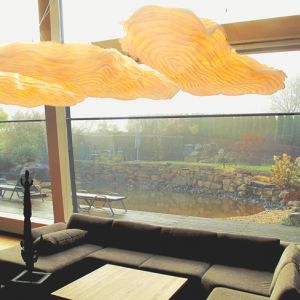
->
[[93, 15, 300, 54]]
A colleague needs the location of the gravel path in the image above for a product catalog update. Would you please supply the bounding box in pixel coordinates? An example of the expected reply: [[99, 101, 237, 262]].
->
[[224, 209, 292, 224]]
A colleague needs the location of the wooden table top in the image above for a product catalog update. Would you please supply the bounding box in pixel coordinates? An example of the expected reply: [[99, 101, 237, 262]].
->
[[51, 264, 187, 300]]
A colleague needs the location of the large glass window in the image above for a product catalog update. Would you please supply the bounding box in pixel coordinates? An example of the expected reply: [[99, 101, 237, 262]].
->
[[69, 51, 300, 118], [71, 115, 300, 242], [63, 0, 300, 242], [62, 0, 300, 41], [0, 1, 53, 220], [0, 0, 39, 43], [0, 107, 53, 220]]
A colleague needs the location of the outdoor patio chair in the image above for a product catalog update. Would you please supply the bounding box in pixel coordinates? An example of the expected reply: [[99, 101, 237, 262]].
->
[[0, 178, 46, 201], [76, 191, 127, 215]]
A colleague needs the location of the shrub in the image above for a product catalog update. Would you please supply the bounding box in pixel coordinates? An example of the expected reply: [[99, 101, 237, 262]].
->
[[270, 154, 300, 188], [0, 154, 14, 171]]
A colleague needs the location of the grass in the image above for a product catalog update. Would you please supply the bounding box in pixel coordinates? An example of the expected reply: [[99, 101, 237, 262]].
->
[[76, 159, 272, 174], [145, 161, 271, 174]]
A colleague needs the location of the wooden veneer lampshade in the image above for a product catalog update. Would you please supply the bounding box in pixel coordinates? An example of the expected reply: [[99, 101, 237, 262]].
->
[[121, 6, 286, 96], [0, 42, 178, 107], [0, 6, 286, 108]]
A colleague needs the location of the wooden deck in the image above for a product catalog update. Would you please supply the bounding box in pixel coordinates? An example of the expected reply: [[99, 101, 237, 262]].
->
[[0, 190, 299, 244], [83, 207, 300, 244]]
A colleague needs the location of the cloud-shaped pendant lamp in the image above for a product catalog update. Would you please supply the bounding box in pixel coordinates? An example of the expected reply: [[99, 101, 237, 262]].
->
[[0, 42, 179, 107], [0, 71, 82, 107], [121, 6, 286, 96]]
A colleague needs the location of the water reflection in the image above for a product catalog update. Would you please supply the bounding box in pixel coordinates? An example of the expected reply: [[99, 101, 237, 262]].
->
[[84, 189, 264, 218]]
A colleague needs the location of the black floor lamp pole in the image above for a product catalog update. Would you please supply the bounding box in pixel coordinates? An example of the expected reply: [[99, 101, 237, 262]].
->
[[20, 170, 38, 274], [11, 170, 51, 285]]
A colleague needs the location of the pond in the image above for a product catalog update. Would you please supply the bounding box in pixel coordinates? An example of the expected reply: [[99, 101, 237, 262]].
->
[[82, 189, 264, 218]]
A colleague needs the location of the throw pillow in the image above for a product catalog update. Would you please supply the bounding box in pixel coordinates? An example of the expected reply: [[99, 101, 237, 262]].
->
[[35, 228, 87, 255]]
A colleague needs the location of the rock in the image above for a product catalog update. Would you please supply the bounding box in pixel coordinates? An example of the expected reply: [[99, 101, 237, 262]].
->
[[151, 175, 160, 181], [194, 144, 202, 151], [233, 179, 244, 186], [237, 184, 247, 191], [197, 180, 203, 187], [243, 176, 252, 184], [238, 191, 247, 197], [289, 212, 300, 226], [228, 185, 236, 193], [223, 184, 230, 192], [251, 187, 262, 196], [250, 181, 276, 188], [207, 174, 214, 181], [222, 179, 231, 186], [279, 190, 289, 199], [287, 201, 300, 207], [171, 176, 187, 186], [262, 189, 273, 198], [272, 195, 280, 202], [204, 181, 211, 189], [211, 183, 222, 190]]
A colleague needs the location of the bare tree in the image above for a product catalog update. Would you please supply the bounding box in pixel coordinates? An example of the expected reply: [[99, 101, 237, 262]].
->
[[271, 77, 300, 113]]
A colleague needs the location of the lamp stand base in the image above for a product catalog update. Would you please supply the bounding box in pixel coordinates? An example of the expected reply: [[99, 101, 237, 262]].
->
[[11, 270, 51, 285]]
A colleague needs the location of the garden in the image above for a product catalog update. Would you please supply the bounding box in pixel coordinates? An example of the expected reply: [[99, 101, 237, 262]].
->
[[1, 109, 300, 225]]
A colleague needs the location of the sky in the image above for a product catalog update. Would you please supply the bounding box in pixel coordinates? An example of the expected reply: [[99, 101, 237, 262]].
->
[[0, 0, 299, 119]]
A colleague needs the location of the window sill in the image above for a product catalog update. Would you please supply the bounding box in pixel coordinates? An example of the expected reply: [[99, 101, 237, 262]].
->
[[0, 211, 53, 235]]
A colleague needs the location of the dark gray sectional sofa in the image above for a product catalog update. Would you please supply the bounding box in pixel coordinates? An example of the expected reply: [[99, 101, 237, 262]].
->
[[0, 213, 299, 299]]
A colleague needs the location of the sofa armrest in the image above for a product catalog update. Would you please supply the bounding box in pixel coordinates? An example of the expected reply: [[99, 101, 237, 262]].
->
[[32, 222, 67, 240], [271, 262, 300, 300]]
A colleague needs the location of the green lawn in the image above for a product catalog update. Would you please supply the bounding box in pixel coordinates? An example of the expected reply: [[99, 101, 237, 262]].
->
[[77, 159, 272, 174], [146, 161, 271, 174]]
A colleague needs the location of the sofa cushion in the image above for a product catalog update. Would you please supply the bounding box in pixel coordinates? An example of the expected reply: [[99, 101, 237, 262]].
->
[[86, 247, 153, 267], [160, 227, 218, 262], [110, 220, 161, 253], [35, 244, 102, 273], [32, 222, 67, 240], [0, 243, 102, 280], [207, 287, 269, 300], [270, 243, 300, 292], [67, 213, 113, 245], [217, 233, 281, 271], [202, 264, 273, 296], [140, 255, 210, 279], [35, 229, 87, 254], [270, 262, 300, 300]]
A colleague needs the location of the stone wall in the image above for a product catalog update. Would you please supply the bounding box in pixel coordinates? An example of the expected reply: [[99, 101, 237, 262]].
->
[[76, 161, 283, 205]]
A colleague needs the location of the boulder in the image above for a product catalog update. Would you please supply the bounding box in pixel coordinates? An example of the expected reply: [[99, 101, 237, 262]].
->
[[250, 180, 276, 188], [287, 201, 300, 207], [289, 212, 300, 226], [238, 191, 247, 197], [279, 190, 289, 199], [237, 184, 247, 191]]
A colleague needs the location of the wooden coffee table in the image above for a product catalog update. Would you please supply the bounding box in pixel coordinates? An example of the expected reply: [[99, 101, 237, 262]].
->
[[51, 264, 187, 300]]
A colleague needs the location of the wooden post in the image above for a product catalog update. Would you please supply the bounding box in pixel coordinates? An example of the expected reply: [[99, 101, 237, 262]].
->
[[38, 0, 72, 222]]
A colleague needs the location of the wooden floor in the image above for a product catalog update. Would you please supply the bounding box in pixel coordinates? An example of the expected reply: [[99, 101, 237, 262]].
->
[[0, 233, 20, 250]]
